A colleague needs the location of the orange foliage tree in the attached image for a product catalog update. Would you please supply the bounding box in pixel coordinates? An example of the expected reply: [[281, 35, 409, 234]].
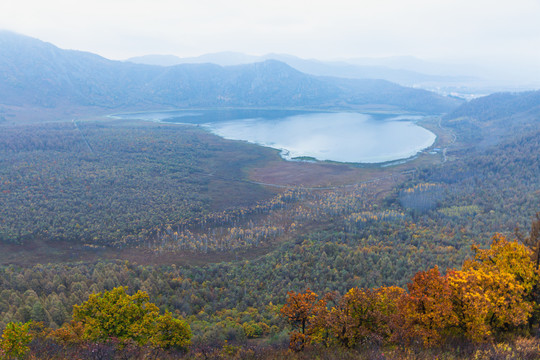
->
[[324, 286, 404, 348], [398, 266, 458, 346], [280, 230, 540, 351], [280, 289, 326, 351]]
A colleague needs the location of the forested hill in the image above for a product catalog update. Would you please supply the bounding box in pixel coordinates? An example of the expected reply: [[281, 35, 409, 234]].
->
[[445, 90, 540, 121], [0, 31, 463, 114]]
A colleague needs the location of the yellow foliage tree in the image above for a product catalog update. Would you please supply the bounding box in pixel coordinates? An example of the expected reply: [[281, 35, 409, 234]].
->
[[0, 321, 33, 359], [447, 234, 538, 341], [72, 287, 191, 350], [464, 233, 539, 294], [150, 311, 192, 350]]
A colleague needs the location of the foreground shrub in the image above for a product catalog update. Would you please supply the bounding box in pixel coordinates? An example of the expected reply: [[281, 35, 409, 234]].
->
[[0, 321, 33, 359], [72, 286, 191, 350]]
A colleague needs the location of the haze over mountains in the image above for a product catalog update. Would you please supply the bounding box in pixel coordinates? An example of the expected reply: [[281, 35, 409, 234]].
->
[[127, 52, 477, 90], [447, 90, 540, 122], [0, 31, 463, 115], [126, 52, 540, 98]]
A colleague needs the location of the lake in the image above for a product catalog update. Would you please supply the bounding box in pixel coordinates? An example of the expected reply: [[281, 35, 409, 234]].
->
[[111, 109, 436, 164]]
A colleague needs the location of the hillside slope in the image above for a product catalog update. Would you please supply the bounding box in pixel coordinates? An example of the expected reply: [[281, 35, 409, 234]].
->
[[445, 90, 540, 122]]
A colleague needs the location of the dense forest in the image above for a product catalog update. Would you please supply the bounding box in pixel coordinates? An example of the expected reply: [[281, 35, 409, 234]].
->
[[0, 91, 539, 359], [0, 120, 275, 247]]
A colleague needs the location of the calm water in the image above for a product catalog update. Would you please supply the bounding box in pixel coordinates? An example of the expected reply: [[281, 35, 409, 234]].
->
[[111, 110, 436, 163]]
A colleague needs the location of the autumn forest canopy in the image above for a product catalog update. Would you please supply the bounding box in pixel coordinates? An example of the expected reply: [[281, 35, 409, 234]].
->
[[0, 32, 540, 359]]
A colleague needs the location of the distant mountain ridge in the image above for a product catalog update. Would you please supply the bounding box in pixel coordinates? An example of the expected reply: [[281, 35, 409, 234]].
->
[[446, 90, 540, 121], [443, 89, 540, 149], [0, 31, 463, 114], [126, 52, 476, 86]]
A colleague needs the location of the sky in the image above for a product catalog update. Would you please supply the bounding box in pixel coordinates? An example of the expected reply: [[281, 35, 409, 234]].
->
[[2, 0, 540, 75]]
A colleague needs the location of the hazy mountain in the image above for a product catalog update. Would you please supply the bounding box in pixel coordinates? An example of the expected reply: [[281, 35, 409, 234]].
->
[[128, 52, 268, 67], [127, 52, 264, 67], [125, 54, 191, 67], [0, 31, 463, 114], [261, 54, 474, 86], [0, 30, 164, 108], [443, 89, 540, 149], [343, 56, 473, 77], [126, 52, 475, 87], [446, 90, 540, 122]]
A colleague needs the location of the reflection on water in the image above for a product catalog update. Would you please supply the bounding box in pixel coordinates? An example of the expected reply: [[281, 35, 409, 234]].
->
[[111, 110, 436, 164], [205, 113, 435, 163]]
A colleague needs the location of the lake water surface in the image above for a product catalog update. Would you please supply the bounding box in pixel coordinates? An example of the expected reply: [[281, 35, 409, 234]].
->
[[112, 110, 436, 164]]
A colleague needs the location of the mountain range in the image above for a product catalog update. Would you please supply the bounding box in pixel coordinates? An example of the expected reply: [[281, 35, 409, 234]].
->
[[126, 52, 476, 88], [0, 31, 464, 115]]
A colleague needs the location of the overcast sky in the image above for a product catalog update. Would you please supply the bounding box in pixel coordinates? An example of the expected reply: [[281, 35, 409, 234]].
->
[[2, 0, 540, 70]]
